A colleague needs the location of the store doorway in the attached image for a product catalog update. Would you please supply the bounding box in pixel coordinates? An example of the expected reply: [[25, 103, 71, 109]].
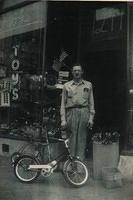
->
[[84, 50, 127, 152]]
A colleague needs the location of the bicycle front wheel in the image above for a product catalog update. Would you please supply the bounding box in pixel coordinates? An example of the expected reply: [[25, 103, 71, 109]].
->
[[63, 159, 89, 187], [14, 155, 40, 183]]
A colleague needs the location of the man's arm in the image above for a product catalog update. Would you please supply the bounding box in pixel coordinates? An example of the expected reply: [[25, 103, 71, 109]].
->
[[60, 85, 67, 125], [88, 84, 95, 127]]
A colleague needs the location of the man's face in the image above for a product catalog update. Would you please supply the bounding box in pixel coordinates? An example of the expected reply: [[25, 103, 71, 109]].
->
[[72, 65, 83, 79]]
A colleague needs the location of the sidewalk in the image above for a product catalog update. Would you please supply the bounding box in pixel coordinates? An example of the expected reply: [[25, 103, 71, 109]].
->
[[0, 156, 133, 200]]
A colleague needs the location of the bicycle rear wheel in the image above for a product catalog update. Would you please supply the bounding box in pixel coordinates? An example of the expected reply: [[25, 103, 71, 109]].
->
[[63, 159, 89, 187], [14, 155, 40, 183]]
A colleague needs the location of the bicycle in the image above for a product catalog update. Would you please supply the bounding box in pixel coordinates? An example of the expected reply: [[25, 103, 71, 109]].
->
[[13, 134, 89, 187]]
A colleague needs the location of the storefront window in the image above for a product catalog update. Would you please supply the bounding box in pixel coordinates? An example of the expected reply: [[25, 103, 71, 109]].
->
[[92, 5, 126, 40], [0, 1, 47, 138]]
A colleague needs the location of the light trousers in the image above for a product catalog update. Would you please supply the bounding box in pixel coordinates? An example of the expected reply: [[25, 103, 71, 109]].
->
[[66, 107, 89, 161]]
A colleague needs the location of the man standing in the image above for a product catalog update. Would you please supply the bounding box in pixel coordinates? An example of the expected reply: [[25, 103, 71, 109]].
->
[[60, 65, 95, 160]]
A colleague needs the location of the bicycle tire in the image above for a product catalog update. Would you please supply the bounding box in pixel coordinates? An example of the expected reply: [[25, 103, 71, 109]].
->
[[14, 155, 40, 183], [63, 159, 89, 187]]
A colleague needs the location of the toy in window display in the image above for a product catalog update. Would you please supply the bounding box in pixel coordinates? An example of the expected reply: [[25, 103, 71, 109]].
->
[[0, 77, 12, 107], [46, 73, 57, 86], [20, 74, 42, 103], [50, 48, 70, 89], [52, 49, 69, 72], [29, 75, 42, 91], [0, 66, 6, 78], [19, 74, 31, 102]]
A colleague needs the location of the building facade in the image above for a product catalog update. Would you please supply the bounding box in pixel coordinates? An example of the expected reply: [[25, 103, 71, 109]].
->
[[0, 1, 132, 156]]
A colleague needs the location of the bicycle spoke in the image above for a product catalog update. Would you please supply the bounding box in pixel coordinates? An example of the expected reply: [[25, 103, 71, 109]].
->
[[15, 156, 39, 182], [64, 160, 88, 186]]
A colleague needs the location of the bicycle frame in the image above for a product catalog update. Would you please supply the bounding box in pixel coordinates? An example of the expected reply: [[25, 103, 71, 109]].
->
[[28, 137, 70, 170]]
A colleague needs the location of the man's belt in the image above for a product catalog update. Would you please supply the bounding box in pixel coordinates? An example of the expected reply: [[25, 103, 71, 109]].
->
[[66, 105, 88, 109]]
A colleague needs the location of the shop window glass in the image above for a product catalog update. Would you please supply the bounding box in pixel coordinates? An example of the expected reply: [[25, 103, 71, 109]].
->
[[0, 1, 46, 138]]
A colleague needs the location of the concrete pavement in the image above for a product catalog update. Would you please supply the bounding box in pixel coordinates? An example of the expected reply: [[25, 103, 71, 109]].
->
[[0, 156, 133, 200]]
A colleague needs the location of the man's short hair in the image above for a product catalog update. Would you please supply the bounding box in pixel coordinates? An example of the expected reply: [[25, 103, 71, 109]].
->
[[72, 64, 83, 71]]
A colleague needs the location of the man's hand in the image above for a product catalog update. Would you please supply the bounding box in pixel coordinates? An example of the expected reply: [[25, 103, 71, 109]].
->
[[87, 119, 94, 129], [61, 120, 67, 130]]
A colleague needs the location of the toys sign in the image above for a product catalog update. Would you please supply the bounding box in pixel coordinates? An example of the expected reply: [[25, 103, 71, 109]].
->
[[11, 45, 20, 101]]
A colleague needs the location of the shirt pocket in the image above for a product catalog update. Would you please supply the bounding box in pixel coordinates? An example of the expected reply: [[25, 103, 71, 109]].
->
[[83, 87, 89, 99], [67, 89, 73, 98]]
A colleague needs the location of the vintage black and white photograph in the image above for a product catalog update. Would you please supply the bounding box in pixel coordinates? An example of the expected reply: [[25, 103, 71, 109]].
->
[[0, 0, 133, 200]]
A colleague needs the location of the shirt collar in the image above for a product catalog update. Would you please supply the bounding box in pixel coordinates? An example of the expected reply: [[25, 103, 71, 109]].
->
[[71, 79, 85, 85]]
